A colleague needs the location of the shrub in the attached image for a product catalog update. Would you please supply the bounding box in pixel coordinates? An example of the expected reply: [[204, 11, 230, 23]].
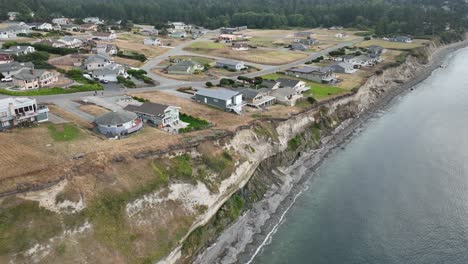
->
[[364, 36, 371, 40], [205, 81, 213, 87], [117, 76, 136, 88], [117, 51, 147, 62]]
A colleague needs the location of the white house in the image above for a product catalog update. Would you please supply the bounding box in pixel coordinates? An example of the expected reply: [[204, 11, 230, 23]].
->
[[83, 17, 103, 24], [95, 44, 118, 55], [37, 23, 54, 31], [144, 38, 161, 46], [92, 32, 116, 41], [52, 18, 70, 25], [276, 78, 310, 93], [84, 54, 113, 71], [7, 12, 19, 21], [0, 46, 36, 56], [216, 59, 246, 71], [58, 36, 85, 48], [335, 33, 346, 38], [0, 24, 31, 39], [91, 65, 128, 82], [349, 55, 376, 67]]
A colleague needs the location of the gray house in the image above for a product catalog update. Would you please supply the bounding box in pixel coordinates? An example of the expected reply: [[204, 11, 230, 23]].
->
[[291, 43, 308, 51], [0, 97, 49, 129], [286, 66, 336, 83], [194, 88, 244, 114], [167, 60, 204, 75], [0, 62, 34, 77], [298, 38, 318, 46], [124, 102, 180, 128], [215, 59, 245, 71], [239, 88, 276, 108], [0, 46, 35, 56], [94, 111, 143, 137], [367, 45, 384, 58], [329, 62, 356, 74], [390, 36, 412, 43]]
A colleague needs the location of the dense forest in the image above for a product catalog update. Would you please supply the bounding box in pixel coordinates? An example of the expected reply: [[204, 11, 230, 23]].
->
[[0, 0, 466, 37]]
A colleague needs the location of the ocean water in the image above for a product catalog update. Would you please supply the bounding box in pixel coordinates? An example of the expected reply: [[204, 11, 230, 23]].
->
[[252, 47, 468, 264]]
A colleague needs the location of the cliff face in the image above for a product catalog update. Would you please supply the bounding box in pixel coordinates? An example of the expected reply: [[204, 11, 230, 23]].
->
[[0, 40, 462, 264]]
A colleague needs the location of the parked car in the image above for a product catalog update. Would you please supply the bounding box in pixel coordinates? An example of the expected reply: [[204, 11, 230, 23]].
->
[[100, 79, 109, 84], [1, 76, 12, 82]]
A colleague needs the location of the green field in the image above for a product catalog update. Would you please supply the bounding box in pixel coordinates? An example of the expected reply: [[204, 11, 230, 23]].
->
[[0, 84, 103, 96], [47, 123, 82, 142], [262, 73, 346, 100]]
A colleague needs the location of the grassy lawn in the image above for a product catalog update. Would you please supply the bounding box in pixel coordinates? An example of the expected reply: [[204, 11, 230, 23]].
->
[[47, 123, 82, 142], [356, 39, 429, 50], [0, 84, 103, 96], [247, 37, 286, 48], [179, 113, 211, 133], [262, 73, 347, 100]]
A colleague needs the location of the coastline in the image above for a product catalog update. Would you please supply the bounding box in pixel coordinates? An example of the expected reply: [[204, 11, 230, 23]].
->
[[193, 39, 468, 264]]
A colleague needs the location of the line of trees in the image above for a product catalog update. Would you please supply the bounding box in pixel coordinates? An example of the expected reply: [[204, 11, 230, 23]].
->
[[0, 0, 466, 37]]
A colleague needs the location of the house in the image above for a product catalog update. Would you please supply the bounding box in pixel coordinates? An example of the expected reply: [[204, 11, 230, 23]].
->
[[259, 80, 281, 90], [37, 23, 54, 31], [84, 54, 113, 70], [140, 28, 159, 36], [271, 87, 302, 106], [220, 26, 247, 34], [95, 44, 118, 55], [349, 55, 376, 67], [219, 34, 236, 42], [0, 54, 13, 64], [144, 38, 161, 46], [167, 22, 191, 31], [58, 36, 85, 48], [92, 32, 116, 41], [232, 42, 249, 51], [194, 88, 245, 114], [276, 78, 309, 93], [291, 43, 309, 51], [7, 12, 19, 21], [0, 46, 35, 56], [91, 65, 128, 82], [239, 88, 276, 108], [286, 66, 336, 83], [0, 24, 31, 39], [94, 111, 143, 137], [83, 17, 103, 24], [36, 39, 66, 48], [335, 33, 346, 38], [298, 38, 318, 46], [62, 24, 78, 32], [215, 59, 245, 71], [12, 69, 58, 90], [0, 97, 49, 130], [329, 62, 357, 74], [0, 62, 34, 77], [52, 18, 70, 25], [367, 45, 384, 58], [390, 36, 413, 43], [169, 31, 187, 38], [295, 31, 314, 38], [79, 23, 98, 32], [167, 60, 204, 75], [124, 102, 180, 127]]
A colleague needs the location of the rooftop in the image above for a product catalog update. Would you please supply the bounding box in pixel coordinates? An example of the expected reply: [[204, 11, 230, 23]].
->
[[0, 97, 36, 110], [196, 88, 240, 100], [95, 110, 138, 126], [124, 102, 173, 118]]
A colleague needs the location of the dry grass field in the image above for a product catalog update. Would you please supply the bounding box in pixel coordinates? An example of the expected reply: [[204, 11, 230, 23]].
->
[[356, 39, 429, 50], [185, 41, 308, 65], [79, 104, 111, 117]]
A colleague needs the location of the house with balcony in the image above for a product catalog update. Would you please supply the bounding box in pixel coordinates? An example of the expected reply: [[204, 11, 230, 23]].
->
[[12, 69, 58, 90], [0, 46, 35, 56], [194, 88, 245, 114], [0, 97, 49, 129], [84, 54, 113, 71], [124, 102, 180, 128], [239, 88, 276, 108]]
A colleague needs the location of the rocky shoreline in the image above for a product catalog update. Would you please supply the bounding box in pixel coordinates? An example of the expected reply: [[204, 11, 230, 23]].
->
[[193, 39, 468, 264]]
